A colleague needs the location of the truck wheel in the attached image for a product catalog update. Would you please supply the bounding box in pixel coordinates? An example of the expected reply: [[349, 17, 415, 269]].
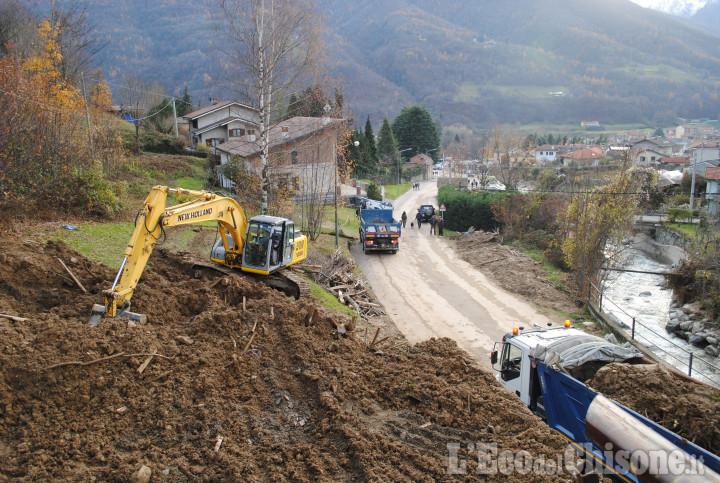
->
[[392, 250, 398, 254]]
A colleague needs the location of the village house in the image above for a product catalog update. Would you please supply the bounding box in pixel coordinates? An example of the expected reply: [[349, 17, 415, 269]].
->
[[213, 116, 347, 201], [534, 145, 559, 164], [657, 156, 690, 171], [632, 147, 666, 168], [559, 147, 605, 167], [686, 138, 720, 176], [676, 123, 717, 140], [182, 101, 260, 148], [406, 153, 434, 180], [704, 166, 720, 215], [631, 137, 679, 157]]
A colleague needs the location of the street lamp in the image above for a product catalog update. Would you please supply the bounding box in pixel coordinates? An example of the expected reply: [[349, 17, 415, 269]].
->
[[397, 147, 412, 197], [335, 140, 360, 248]]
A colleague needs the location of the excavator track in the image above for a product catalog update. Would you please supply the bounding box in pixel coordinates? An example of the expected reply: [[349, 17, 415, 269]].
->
[[186, 256, 310, 300]]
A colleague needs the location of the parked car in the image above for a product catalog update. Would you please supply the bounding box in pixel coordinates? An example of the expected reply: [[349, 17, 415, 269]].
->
[[418, 204, 435, 221]]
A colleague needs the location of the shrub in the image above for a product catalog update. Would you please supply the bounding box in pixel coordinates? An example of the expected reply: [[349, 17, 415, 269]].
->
[[437, 185, 511, 232], [367, 183, 382, 201]]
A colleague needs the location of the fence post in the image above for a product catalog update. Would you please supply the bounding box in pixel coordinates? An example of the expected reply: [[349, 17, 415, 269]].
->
[[631, 317, 636, 340], [688, 352, 694, 377], [599, 291, 603, 311]]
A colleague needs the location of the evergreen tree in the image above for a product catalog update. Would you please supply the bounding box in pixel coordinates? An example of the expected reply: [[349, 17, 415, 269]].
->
[[176, 86, 193, 117], [376, 117, 398, 161], [364, 116, 379, 173], [454, 133, 461, 143], [287, 92, 300, 119], [391, 105, 439, 158]]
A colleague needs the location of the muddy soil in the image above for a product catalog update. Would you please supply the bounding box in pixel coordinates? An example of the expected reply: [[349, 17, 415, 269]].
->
[[0, 237, 571, 481], [453, 231, 579, 315], [589, 362, 720, 456]]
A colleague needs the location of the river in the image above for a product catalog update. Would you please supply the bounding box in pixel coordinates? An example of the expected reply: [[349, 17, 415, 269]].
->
[[601, 244, 720, 387]]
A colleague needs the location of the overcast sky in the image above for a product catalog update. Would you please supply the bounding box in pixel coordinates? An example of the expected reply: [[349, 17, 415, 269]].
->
[[630, 0, 707, 10]]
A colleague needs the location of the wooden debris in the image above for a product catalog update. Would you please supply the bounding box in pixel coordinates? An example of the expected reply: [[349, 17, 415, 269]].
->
[[0, 313, 28, 322], [137, 345, 156, 374], [369, 327, 381, 348], [309, 250, 385, 317], [302, 306, 316, 327], [214, 436, 224, 452], [243, 332, 257, 352], [46, 352, 173, 370], [57, 257, 87, 294]]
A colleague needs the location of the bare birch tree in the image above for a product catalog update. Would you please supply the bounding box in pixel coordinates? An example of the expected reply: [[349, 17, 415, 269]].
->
[[215, 0, 323, 214]]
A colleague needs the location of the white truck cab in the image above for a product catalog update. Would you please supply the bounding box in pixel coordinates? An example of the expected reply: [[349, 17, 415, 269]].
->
[[491, 325, 642, 411]]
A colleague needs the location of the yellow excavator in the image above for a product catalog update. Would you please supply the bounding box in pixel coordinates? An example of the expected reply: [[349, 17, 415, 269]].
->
[[89, 185, 308, 325]]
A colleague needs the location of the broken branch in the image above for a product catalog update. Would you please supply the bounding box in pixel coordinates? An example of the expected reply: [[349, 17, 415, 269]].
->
[[57, 257, 87, 294]]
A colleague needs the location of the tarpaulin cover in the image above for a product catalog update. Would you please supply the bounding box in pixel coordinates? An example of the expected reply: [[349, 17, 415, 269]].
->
[[530, 333, 642, 370]]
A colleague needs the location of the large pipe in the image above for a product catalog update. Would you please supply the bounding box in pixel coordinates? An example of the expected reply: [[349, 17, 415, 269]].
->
[[585, 394, 720, 483]]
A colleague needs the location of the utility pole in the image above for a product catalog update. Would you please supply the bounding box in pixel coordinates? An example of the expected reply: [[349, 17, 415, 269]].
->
[[171, 97, 179, 138], [690, 140, 703, 211]]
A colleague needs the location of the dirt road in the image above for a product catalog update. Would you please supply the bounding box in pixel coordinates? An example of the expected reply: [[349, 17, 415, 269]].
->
[[352, 181, 552, 367]]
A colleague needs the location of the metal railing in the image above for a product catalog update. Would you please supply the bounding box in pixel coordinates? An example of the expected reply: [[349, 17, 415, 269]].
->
[[589, 279, 720, 387]]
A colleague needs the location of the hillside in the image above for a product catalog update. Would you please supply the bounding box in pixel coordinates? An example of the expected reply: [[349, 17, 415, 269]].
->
[[48, 0, 720, 129], [0, 235, 571, 481]]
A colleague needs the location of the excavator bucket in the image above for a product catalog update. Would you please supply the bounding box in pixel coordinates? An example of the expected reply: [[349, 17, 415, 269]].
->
[[88, 303, 147, 326], [88, 304, 105, 326]]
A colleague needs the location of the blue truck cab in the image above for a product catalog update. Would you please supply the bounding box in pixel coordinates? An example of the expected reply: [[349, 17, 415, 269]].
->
[[491, 326, 720, 482], [359, 208, 401, 253]]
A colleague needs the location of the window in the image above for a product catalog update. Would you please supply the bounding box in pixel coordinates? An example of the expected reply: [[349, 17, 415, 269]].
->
[[229, 128, 245, 138], [291, 151, 298, 164], [500, 343, 523, 382]]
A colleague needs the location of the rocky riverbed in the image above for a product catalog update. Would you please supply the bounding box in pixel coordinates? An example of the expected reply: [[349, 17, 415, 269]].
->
[[666, 297, 720, 358]]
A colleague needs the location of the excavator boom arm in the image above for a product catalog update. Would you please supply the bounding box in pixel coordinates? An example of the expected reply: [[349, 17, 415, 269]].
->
[[98, 186, 247, 318]]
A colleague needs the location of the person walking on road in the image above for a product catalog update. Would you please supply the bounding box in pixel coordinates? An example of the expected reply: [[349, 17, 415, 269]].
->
[[438, 217, 444, 236], [416, 209, 423, 229], [401, 211, 407, 228], [429, 215, 437, 235]]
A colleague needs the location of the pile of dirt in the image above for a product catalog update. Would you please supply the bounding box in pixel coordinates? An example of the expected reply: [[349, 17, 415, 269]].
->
[[453, 231, 579, 314], [0, 237, 571, 481], [588, 362, 720, 455]]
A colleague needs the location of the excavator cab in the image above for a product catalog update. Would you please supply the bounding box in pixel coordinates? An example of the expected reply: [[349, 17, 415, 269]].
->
[[240, 216, 297, 274]]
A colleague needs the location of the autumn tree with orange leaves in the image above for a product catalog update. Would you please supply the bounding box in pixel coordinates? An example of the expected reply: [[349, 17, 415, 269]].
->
[[0, 19, 122, 222]]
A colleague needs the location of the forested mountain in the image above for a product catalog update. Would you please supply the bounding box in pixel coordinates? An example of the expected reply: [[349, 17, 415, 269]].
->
[[46, 0, 720, 130], [691, 0, 720, 34]]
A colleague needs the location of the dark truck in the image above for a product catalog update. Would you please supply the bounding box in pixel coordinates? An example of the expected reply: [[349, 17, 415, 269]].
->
[[359, 208, 401, 253], [418, 204, 435, 222]]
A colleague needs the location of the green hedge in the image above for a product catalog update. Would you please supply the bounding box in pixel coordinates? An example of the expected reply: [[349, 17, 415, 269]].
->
[[437, 185, 513, 232]]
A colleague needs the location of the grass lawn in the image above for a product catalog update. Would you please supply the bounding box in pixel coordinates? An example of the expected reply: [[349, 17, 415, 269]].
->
[[49, 222, 136, 269], [667, 222, 700, 238], [382, 183, 411, 200]]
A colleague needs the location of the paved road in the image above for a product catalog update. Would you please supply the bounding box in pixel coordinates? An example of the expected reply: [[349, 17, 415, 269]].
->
[[351, 181, 551, 368]]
